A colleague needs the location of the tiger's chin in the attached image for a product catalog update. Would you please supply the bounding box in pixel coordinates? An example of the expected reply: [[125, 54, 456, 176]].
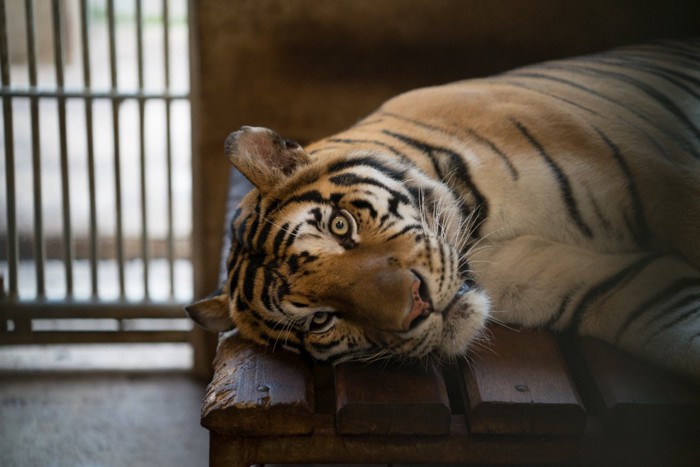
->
[[435, 286, 491, 360]]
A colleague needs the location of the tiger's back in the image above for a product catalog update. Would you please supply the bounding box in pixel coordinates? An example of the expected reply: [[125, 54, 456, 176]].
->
[[188, 39, 700, 384], [314, 40, 700, 261]]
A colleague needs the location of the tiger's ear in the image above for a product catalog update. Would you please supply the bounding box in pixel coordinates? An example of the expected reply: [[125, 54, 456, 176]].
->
[[224, 126, 311, 195], [185, 288, 235, 332]]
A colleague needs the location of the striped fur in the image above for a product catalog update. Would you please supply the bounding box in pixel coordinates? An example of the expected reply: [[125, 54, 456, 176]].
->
[[187, 39, 700, 382]]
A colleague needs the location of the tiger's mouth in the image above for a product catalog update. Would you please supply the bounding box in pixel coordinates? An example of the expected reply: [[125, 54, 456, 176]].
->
[[441, 281, 472, 320]]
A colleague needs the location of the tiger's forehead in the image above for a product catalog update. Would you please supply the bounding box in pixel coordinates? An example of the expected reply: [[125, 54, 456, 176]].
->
[[230, 150, 419, 256], [264, 150, 412, 205]]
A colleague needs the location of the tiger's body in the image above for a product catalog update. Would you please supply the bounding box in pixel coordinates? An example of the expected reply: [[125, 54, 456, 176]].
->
[[188, 39, 700, 383]]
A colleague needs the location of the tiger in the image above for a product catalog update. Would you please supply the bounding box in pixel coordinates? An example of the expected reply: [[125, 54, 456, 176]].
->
[[187, 39, 700, 384]]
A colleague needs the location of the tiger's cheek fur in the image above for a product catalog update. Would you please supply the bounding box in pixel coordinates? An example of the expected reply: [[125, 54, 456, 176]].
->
[[303, 323, 374, 363]]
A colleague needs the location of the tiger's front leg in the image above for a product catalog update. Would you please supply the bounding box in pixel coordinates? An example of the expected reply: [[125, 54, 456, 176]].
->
[[472, 236, 700, 384]]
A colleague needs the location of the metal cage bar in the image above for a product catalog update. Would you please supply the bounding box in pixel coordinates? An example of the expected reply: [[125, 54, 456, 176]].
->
[[1, 0, 192, 345], [163, 0, 176, 299], [25, 0, 45, 299], [136, 0, 149, 300], [107, 0, 125, 299], [52, 0, 74, 298], [79, 0, 98, 299], [0, 0, 17, 300]]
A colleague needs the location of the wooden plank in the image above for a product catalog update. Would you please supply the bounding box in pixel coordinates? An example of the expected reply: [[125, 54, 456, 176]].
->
[[335, 361, 451, 435], [578, 338, 700, 438], [463, 325, 586, 436], [209, 415, 700, 466], [201, 332, 314, 435]]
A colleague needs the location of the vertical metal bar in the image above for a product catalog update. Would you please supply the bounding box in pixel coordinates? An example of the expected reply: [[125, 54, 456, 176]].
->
[[80, 0, 98, 298], [136, 0, 149, 299], [25, 0, 45, 299], [0, 0, 18, 299], [163, 0, 175, 298], [107, 0, 125, 298], [52, 0, 73, 297]]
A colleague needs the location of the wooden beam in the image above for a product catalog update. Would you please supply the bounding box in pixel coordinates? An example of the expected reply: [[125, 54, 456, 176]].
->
[[335, 360, 451, 435], [462, 325, 586, 436], [578, 338, 700, 438], [201, 333, 314, 435]]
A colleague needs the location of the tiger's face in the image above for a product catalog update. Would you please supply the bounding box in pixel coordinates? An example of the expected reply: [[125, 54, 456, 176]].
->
[[187, 126, 490, 364]]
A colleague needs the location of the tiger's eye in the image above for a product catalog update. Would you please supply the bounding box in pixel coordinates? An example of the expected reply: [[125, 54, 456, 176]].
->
[[329, 213, 350, 237], [309, 311, 332, 332], [312, 311, 330, 325]]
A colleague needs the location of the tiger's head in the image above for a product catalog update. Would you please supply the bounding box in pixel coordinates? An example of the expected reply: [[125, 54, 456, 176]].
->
[[186, 126, 490, 364]]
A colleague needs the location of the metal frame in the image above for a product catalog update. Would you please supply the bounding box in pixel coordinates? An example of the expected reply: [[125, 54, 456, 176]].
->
[[0, 0, 191, 345]]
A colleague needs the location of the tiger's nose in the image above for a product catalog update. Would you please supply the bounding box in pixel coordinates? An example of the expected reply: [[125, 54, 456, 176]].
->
[[402, 272, 433, 330]]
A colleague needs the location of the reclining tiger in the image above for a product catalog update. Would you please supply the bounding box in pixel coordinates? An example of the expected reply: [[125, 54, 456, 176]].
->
[[187, 39, 700, 384]]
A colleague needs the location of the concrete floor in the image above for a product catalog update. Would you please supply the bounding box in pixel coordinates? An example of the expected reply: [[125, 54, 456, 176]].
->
[[0, 343, 209, 467], [0, 370, 209, 467]]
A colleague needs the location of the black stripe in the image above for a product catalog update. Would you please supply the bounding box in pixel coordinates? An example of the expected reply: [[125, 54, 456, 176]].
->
[[283, 222, 303, 254], [260, 268, 275, 311], [641, 43, 700, 65], [229, 208, 242, 236], [328, 154, 408, 179], [226, 241, 243, 276], [583, 56, 700, 100], [242, 259, 258, 303], [382, 130, 486, 235], [509, 71, 700, 159], [408, 329, 433, 357], [330, 173, 411, 218], [248, 306, 286, 337], [255, 217, 274, 250], [318, 344, 380, 365], [385, 223, 422, 242], [609, 48, 700, 73], [329, 172, 398, 192], [512, 119, 593, 239], [234, 212, 250, 244], [326, 140, 415, 167], [228, 252, 245, 299], [503, 74, 687, 168], [500, 79, 603, 117], [383, 130, 443, 177], [276, 189, 331, 213], [594, 127, 650, 246], [330, 172, 410, 201], [280, 338, 304, 353], [378, 215, 397, 234], [615, 277, 700, 342], [436, 238, 447, 293], [381, 111, 519, 180], [585, 185, 613, 234], [286, 252, 318, 275], [350, 199, 378, 219], [642, 285, 700, 331], [545, 288, 579, 329], [644, 293, 700, 343], [309, 338, 344, 351], [272, 222, 290, 255], [548, 62, 700, 149], [349, 116, 387, 129], [569, 254, 659, 331], [246, 199, 263, 247]]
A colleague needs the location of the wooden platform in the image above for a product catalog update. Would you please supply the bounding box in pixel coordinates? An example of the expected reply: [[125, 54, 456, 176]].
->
[[201, 325, 700, 466]]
